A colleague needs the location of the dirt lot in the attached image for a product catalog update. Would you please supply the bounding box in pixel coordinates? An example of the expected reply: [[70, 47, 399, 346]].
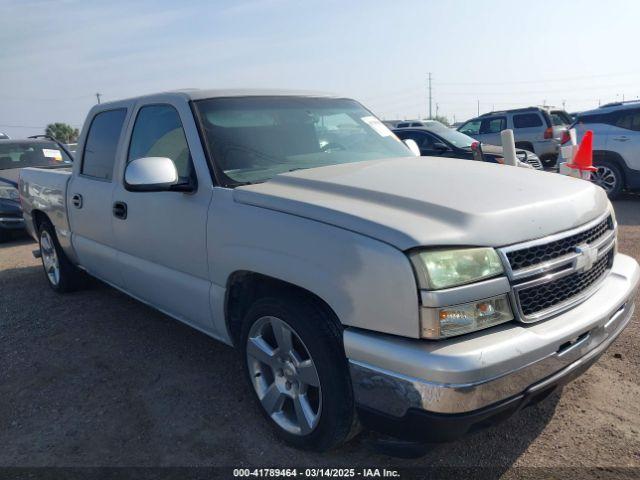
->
[[1, 195, 639, 475]]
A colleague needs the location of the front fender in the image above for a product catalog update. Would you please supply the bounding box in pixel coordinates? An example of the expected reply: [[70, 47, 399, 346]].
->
[[207, 189, 420, 340]]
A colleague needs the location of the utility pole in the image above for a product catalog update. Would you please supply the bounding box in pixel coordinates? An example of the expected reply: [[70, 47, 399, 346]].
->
[[95, 92, 102, 104], [477, 99, 480, 116], [562, 99, 566, 110], [427, 73, 433, 120], [436, 103, 439, 119]]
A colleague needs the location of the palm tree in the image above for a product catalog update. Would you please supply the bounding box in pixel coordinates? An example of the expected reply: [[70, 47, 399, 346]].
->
[[45, 123, 79, 143]]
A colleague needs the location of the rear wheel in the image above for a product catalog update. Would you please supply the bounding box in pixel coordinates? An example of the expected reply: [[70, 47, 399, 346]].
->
[[38, 219, 84, 292], [592, 160, 624, 199], [241, 294, 357, 451]]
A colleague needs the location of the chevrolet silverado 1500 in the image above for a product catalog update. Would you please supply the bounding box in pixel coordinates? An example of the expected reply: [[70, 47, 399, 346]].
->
[[19, 90, 639, 451]]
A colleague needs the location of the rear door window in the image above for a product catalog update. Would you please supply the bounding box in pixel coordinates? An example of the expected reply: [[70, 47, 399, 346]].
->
[[480, 117, 506, 134], [513, 113, 543, 129], [81, 109, 127, 180], [613, 109, 640, 132]]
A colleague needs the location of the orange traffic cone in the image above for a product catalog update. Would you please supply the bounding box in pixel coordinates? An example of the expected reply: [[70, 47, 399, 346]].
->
[[567, 130, 597, 172]]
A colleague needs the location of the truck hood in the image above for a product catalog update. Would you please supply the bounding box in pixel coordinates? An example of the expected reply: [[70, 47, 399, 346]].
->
[[233, 157, 609, 250]]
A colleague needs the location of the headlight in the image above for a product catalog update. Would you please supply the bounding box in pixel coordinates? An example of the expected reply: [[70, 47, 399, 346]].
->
[[420, 295, 514, 338], [409, 247, 504, 290], [0, 185, 19, 201]]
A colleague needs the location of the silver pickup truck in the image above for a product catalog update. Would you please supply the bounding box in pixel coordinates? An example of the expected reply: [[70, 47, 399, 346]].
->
[[20, 90, 640, 451]]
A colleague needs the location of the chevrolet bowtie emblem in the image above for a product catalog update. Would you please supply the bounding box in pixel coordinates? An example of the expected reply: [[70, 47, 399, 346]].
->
[[575, 244, 599, 273]]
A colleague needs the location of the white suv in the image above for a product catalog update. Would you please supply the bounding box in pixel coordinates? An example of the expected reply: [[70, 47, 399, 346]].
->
[[458, 107, 567, 169], [567, 101, 640, 198]]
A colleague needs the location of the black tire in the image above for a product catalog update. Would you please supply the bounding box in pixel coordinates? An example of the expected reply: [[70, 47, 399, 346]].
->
[[240, 293, 357, 451], [539, 153, 559, 170], [592, 159, 624, 200], [0, 229, 11, 243], [38, 219, 84, 292]]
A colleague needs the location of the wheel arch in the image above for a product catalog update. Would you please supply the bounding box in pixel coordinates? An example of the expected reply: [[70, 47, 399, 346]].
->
[[514, 141, 535, 152], [31, 209, 51, 234], [593, 150, 628, 187], [225, 270, 342, 348]]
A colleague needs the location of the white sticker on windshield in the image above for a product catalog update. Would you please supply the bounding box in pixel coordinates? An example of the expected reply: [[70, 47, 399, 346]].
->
[[361, 116, 393, 137], [42, 149, 62, 160]]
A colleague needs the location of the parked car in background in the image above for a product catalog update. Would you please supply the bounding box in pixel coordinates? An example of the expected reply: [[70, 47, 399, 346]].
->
[[393, 121, 543, 169], [0, 132, 9, 140], [549, 109, 573, 127], [383, 120, 429, 129], [458, 107, 568, 169], [395, 120, 428, 129], [19, 89, 640, 452], [0, 138, 73, 241], [565, 100, 640, 198]]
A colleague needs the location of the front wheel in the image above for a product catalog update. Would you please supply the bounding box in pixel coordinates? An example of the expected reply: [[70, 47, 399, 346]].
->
[[592, 161, 624, 199], [0, 228, 11, 243], [241, 294, 357, 451]]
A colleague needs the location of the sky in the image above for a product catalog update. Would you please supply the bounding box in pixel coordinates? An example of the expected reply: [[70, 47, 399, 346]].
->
[[2, 0, 640, 138]]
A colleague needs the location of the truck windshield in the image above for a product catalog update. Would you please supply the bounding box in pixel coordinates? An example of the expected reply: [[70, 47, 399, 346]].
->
[[194, 96, 413, 185], [0, 141, 73, 170]]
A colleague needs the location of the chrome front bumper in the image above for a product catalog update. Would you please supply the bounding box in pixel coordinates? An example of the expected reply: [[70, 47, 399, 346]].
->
[[346, 253, 639, 417], [0, 216, 24, 230]]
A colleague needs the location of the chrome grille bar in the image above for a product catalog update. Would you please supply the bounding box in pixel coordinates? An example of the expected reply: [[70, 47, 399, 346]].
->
[[499, 210, 616, 322]]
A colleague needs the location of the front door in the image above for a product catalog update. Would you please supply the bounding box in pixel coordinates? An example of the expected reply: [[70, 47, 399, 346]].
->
[[111, 100, 215, 332]]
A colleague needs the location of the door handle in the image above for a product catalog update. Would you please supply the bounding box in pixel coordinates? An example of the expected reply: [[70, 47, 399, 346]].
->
[[71, 193, 83, 209], [112, 201, 127, 220], [612, 136, 629, 142]]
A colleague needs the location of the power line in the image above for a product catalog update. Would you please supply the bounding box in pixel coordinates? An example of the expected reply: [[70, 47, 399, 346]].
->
[[433, 70, 640, 86], [0, 94, 96, 102], [434, 82, 640, 96], [0, 123, 83, 129]]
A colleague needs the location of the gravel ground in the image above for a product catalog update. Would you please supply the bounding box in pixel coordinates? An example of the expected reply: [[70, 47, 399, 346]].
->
[[0, 195, 639, 475]]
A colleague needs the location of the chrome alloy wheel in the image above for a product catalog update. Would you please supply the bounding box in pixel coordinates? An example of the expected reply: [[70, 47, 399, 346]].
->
[[592, 166, 618, 193], [40, 230, 60, 286], [246, 316, 322, 435]]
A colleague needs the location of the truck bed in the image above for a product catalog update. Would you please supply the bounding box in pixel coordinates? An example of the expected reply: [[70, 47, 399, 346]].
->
[[20, 166, 72, 243]]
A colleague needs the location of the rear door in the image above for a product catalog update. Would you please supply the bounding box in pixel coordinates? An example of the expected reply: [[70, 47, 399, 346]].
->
[[111, 98, 215, 332], [67, 107, 129, 286], [478, 116, 506, 146], [607, 108, 640, 171]]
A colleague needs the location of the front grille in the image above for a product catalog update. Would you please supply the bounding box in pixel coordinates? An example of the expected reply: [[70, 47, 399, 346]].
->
[[506, 216, 612, 271], [526, 158, 543, 170], [517, 253, 611, 316]]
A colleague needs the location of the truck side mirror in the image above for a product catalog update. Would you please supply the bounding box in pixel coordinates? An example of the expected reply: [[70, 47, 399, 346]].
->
[[124, 157, 179, 192]]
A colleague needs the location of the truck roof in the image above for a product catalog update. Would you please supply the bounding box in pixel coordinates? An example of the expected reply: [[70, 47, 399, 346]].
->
[[98, 88, 341, 107]]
